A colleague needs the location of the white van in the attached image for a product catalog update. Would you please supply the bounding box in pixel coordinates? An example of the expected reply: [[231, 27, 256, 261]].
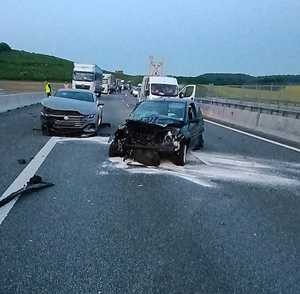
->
[[140, 76, 196, 100], [102, 73, 116, 94], [72, 63, 103, 96]]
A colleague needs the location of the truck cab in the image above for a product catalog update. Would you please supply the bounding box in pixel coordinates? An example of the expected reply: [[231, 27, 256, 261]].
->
[[72, 63, 103, 96], [102, 73, 116, 94]]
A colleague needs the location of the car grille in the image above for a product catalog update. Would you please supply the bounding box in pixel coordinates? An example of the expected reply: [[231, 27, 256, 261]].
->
[[45, 108, 81, 116], [44, 108, 87, 129], [128, 126, 164, 145], [75, 84, 90, 90]]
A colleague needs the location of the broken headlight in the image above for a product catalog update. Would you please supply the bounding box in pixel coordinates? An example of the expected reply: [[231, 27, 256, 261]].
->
[[41, 106, 48, 117], [163, 129, 181, 147], [164, 131, 174, 144]]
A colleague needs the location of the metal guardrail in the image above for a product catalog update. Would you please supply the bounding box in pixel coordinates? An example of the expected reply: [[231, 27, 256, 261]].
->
[[195, 97, 300, 119]]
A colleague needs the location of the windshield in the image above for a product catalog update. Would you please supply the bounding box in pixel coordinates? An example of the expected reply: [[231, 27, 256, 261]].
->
[[151, 83, 178, 97], [73, 71, 95, 82], [55, 90, 94, 102], [130, 101, 185, 121], [102, 78, 108, 84]]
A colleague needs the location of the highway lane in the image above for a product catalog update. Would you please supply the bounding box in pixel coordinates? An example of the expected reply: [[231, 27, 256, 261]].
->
[[0, 94, 299, 293], [0, 104, 49, 195]]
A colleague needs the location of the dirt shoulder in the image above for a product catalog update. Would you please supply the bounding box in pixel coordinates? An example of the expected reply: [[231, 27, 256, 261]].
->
[[0, 80, 64, 93]]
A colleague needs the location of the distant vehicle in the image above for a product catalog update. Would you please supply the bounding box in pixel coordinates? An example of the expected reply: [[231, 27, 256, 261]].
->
[[72, 63, 103, 96], [140, 76, 196, 100], [126, 81, 132, 90], [102, 73, 116, 94], [109, 98, 204, 166], [120, 80, 125, 90], [40, 89, 103, 136], [131, 86, 141, 97]]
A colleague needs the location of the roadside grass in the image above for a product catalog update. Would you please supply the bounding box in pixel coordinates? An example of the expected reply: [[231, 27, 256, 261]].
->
[[0, 80, 64, 93], [196, 84, 300, 104], [0, 50, 73, 82]]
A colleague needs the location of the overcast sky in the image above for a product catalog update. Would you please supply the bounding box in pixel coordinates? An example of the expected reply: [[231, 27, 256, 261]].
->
[[1, 0, 299, 76]]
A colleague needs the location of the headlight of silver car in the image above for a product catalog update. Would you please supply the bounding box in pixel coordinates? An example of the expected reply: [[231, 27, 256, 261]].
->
[[40, 107, 48, 117]]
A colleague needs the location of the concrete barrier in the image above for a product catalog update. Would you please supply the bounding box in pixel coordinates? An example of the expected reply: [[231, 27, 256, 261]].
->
[[199, 102, 300, 144], [257, 113, 300, 143], [0, 92, 44, 113]]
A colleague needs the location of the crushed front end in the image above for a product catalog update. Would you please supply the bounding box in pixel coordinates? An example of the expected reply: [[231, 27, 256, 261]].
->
[[109, 119, 184, 166]]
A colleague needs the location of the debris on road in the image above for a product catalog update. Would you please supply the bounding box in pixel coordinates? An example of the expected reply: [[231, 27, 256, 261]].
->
[[17, 159, 27, 165], [0, 175, 54, 208]]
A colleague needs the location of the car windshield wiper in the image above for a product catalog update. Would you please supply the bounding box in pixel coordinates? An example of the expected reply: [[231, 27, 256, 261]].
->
[[0, 175, 54, 208]]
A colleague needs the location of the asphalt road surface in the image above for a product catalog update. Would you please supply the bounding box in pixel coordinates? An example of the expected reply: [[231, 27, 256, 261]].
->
[[0, 94, 300, 294]]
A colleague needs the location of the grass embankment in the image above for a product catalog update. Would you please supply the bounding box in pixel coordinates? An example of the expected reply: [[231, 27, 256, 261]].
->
[[196, 85, 300, 104], [0, 49, 73, 82], [0, 80, 64, 93]]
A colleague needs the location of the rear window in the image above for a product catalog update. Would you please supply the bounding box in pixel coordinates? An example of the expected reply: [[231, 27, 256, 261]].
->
[[55, 90, 94, 102]]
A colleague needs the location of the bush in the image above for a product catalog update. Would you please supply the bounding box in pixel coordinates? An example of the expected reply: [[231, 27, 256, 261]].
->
[[0, 42, 11, 52]]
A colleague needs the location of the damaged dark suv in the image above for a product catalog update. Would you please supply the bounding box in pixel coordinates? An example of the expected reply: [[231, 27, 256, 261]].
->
[[109, 98, 204, 166]]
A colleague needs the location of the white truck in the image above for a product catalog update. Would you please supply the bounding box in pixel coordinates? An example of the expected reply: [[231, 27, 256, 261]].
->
[[72, 63, 103, 96], [139, 76, 196, 101], [102, 73, 116, 94]]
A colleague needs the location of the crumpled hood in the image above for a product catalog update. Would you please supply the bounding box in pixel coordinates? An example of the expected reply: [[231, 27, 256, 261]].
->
[[126, 115, 184, 128], [41, 97, 96, 115]]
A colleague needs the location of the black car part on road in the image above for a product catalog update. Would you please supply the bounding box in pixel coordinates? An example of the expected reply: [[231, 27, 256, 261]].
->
[[0, 175, 54, 208]]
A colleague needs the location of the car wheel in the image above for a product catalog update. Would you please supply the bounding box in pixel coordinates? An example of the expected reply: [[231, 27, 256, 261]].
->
[[109, 139, 123, 157], [173, 142, 187, 166]]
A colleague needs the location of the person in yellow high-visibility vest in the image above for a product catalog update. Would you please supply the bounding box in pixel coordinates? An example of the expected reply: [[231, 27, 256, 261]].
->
[[45, 81, 52, 97]]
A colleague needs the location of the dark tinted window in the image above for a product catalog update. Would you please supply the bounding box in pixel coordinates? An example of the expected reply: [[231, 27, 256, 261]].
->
[[55, 90, 94, 102]]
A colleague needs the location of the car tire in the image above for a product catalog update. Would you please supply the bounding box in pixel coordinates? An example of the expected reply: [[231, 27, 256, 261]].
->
[[109, 140, 123, 157], [173, 142, 187, 166]]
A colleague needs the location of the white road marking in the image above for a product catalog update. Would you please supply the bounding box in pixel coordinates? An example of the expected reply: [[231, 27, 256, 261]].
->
[[55, 136, 110, 144], [205, 119, 300, 153], [0, 136, 110, 225], [0, 137, 57, 225]]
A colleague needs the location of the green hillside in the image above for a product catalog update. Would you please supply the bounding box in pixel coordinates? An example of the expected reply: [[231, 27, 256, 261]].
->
[[1, 42, 300, 86], [0, 42, 73, 82]]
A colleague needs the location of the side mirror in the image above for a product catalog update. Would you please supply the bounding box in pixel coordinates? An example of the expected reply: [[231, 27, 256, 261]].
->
[[179, 92, 184, 98]]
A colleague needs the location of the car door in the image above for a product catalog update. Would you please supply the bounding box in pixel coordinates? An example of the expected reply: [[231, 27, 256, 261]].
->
[[179, 85, 196, 100], [187, 102, 200, 148]]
